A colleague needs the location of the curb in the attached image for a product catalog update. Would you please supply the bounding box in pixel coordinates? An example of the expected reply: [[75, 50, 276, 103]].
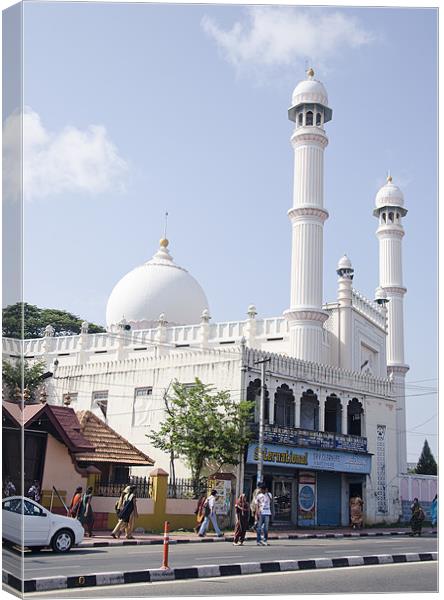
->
[[3, 552, 437, 593], [82, 530, 413, 548]]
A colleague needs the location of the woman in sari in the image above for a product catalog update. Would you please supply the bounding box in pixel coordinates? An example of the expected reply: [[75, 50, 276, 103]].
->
[[194, 494, 207, 533], [410, 498, 425, 536], [350, 495, 364, 529], [68, 486, 83, 518], [112, 485, 138, 539], [233, 493, 250, 546], [77, 486, 94, 537]]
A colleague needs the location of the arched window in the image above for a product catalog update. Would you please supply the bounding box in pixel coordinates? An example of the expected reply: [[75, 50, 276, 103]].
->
[[347, 398, 363, 436], [325, 394, 342, 433], [300, 390, 319, 431], [298, 113, 303, 127], [306, 111, 313, 126], [316, 112, 321, 126], [396, 212, 400, 221], [388, 212, 394, 223], [274, 384, 295, 427], [382, 212, 386, 223], [247, 378, 269, 423]]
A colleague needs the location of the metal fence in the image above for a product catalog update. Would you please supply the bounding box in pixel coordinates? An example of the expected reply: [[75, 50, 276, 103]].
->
[[167, 477, 208, 499], [96, 476, 151, 498]]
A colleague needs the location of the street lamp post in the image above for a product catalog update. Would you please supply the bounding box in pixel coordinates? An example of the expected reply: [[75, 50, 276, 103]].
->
[[254, 357, 270, 486]]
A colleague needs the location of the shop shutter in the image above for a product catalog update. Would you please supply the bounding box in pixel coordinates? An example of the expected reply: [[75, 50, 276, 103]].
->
[[317, 472, 341, 525]]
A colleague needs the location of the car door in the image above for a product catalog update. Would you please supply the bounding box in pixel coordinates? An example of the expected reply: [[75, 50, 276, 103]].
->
[[2, 498, 22, 545], [23, 500, 51, 546]]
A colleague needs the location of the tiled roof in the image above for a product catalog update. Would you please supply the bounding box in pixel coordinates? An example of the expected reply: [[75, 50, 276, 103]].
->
[[2, 401, 95, 453], [75, 411, 154, 466]]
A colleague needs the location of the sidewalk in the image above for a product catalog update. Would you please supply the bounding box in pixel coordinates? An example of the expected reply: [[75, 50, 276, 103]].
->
[[81, 526, 425, 547]]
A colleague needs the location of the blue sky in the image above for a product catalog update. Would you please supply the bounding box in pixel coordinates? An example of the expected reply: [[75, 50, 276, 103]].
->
[[6, 2, 437, 462]]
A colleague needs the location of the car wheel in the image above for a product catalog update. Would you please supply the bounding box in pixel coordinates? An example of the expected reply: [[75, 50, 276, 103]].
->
[[51, 529, 74, 553]]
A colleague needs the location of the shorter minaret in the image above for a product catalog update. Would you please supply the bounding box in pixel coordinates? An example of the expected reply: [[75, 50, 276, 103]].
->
[[374, 175, 409, 474], [336, 255, 354, 371]]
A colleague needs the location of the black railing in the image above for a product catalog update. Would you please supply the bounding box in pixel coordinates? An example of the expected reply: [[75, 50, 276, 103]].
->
[[250, 423, 368, 453], [167, 477, 208, 499], [96, 476, 151, 498]]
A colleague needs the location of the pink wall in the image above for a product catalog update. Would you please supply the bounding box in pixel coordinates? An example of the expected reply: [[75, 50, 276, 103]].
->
[[42, 435, 87, 502]]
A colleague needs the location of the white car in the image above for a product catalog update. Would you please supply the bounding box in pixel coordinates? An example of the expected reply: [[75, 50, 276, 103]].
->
[[2, 496, 84, 552]]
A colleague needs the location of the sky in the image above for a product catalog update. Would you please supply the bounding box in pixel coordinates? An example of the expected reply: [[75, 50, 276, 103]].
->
[[3, 2, 438, 464]]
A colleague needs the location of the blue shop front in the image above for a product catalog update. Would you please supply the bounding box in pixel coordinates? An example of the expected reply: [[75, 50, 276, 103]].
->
[[244, 428, 372, 527]]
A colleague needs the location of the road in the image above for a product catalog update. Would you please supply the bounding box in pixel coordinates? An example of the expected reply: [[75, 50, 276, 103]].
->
[[16, 562, 438, 597], [2, 535, 437, 580]]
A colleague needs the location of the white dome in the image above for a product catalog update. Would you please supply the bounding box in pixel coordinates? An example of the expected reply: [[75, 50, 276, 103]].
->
[[375, 176, 404, 209], [337, 254, 353, 270], [106, 240, 209, 330], [291, 68, 328, 107]]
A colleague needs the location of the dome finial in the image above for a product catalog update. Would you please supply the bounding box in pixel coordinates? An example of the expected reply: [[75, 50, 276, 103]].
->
[[387, 170, 392, 183], [307, 67, 315, 79], [160, 210, 169, 247]]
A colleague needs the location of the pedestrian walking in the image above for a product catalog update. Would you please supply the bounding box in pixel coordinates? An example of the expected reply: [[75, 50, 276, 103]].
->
[[233, 493, 250, 546], [198, 489, 223, 537], [409, 497, 425, 536], [430, 494, 437, 532], [3, 476, 16, 498], [111, 485, 138, 539], [255, 484, 272, 546], [349, 495, 364, 529], [68, 486, 83, 517], [194, 493, 207, 533], [27, 480, 41, 503], [77, 486, 95, 537]]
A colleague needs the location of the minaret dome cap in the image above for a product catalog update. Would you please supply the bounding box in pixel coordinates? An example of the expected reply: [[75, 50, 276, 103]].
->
[[291, 68, 329, 107], [337, 254, 353, 271], [375, 175, 405, 210]]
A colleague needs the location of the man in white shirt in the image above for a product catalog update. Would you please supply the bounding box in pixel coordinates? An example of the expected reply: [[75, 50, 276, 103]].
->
[[198, 489, 223, 537], [255, 484, 272, 545]]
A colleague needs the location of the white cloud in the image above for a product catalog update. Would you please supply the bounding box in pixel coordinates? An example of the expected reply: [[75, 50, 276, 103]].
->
[[202, 8, 374, 74], [3, 107, 128, 201]]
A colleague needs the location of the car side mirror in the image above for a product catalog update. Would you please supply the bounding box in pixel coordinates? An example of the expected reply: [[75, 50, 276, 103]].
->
[[40, 512, 48, 517]]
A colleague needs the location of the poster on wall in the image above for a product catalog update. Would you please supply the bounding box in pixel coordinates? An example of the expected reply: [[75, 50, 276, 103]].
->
[[298, 472, 316, 527], [209, 478, 232, 516]]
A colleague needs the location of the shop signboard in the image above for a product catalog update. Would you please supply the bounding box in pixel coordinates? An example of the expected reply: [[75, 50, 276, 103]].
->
[[298, 471, 316, 526], [256, 425, 368, 453], [247, 443, 371, 474]]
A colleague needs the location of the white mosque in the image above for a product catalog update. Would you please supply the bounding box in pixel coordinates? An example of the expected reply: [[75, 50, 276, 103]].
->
[[6, 68, 409, 526]]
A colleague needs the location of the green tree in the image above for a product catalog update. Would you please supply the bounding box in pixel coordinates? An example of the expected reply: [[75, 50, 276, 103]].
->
[[2, 358, 47, 402], [415, 439, 437, 475], [2, 302, 106, 339], [148, 379, 254, 492]]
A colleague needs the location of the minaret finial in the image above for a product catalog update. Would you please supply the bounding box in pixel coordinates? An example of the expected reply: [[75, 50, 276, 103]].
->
[[387, 170, 392, 183], [307, 66, 315, 79], [160, 211, 169, 248]]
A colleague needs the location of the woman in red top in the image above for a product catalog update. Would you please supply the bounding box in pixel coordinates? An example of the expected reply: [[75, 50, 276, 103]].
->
[[68, 486, 83, 517]]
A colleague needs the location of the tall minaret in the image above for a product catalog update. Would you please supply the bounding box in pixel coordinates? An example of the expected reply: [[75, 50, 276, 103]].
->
[[284, 68, 333, 362], [374, 175, 409, 474]]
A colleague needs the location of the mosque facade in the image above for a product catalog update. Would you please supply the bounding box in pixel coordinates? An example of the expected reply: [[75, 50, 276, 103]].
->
[[6, 69, 409, 526]]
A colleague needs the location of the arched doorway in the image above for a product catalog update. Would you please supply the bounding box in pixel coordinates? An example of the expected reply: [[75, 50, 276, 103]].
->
[[325, 394, 342, 433], [300, 390, 319, 431], [247, 378, 269, 423], [348, 398, 363, 436], [274, 384, 295, 427]]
